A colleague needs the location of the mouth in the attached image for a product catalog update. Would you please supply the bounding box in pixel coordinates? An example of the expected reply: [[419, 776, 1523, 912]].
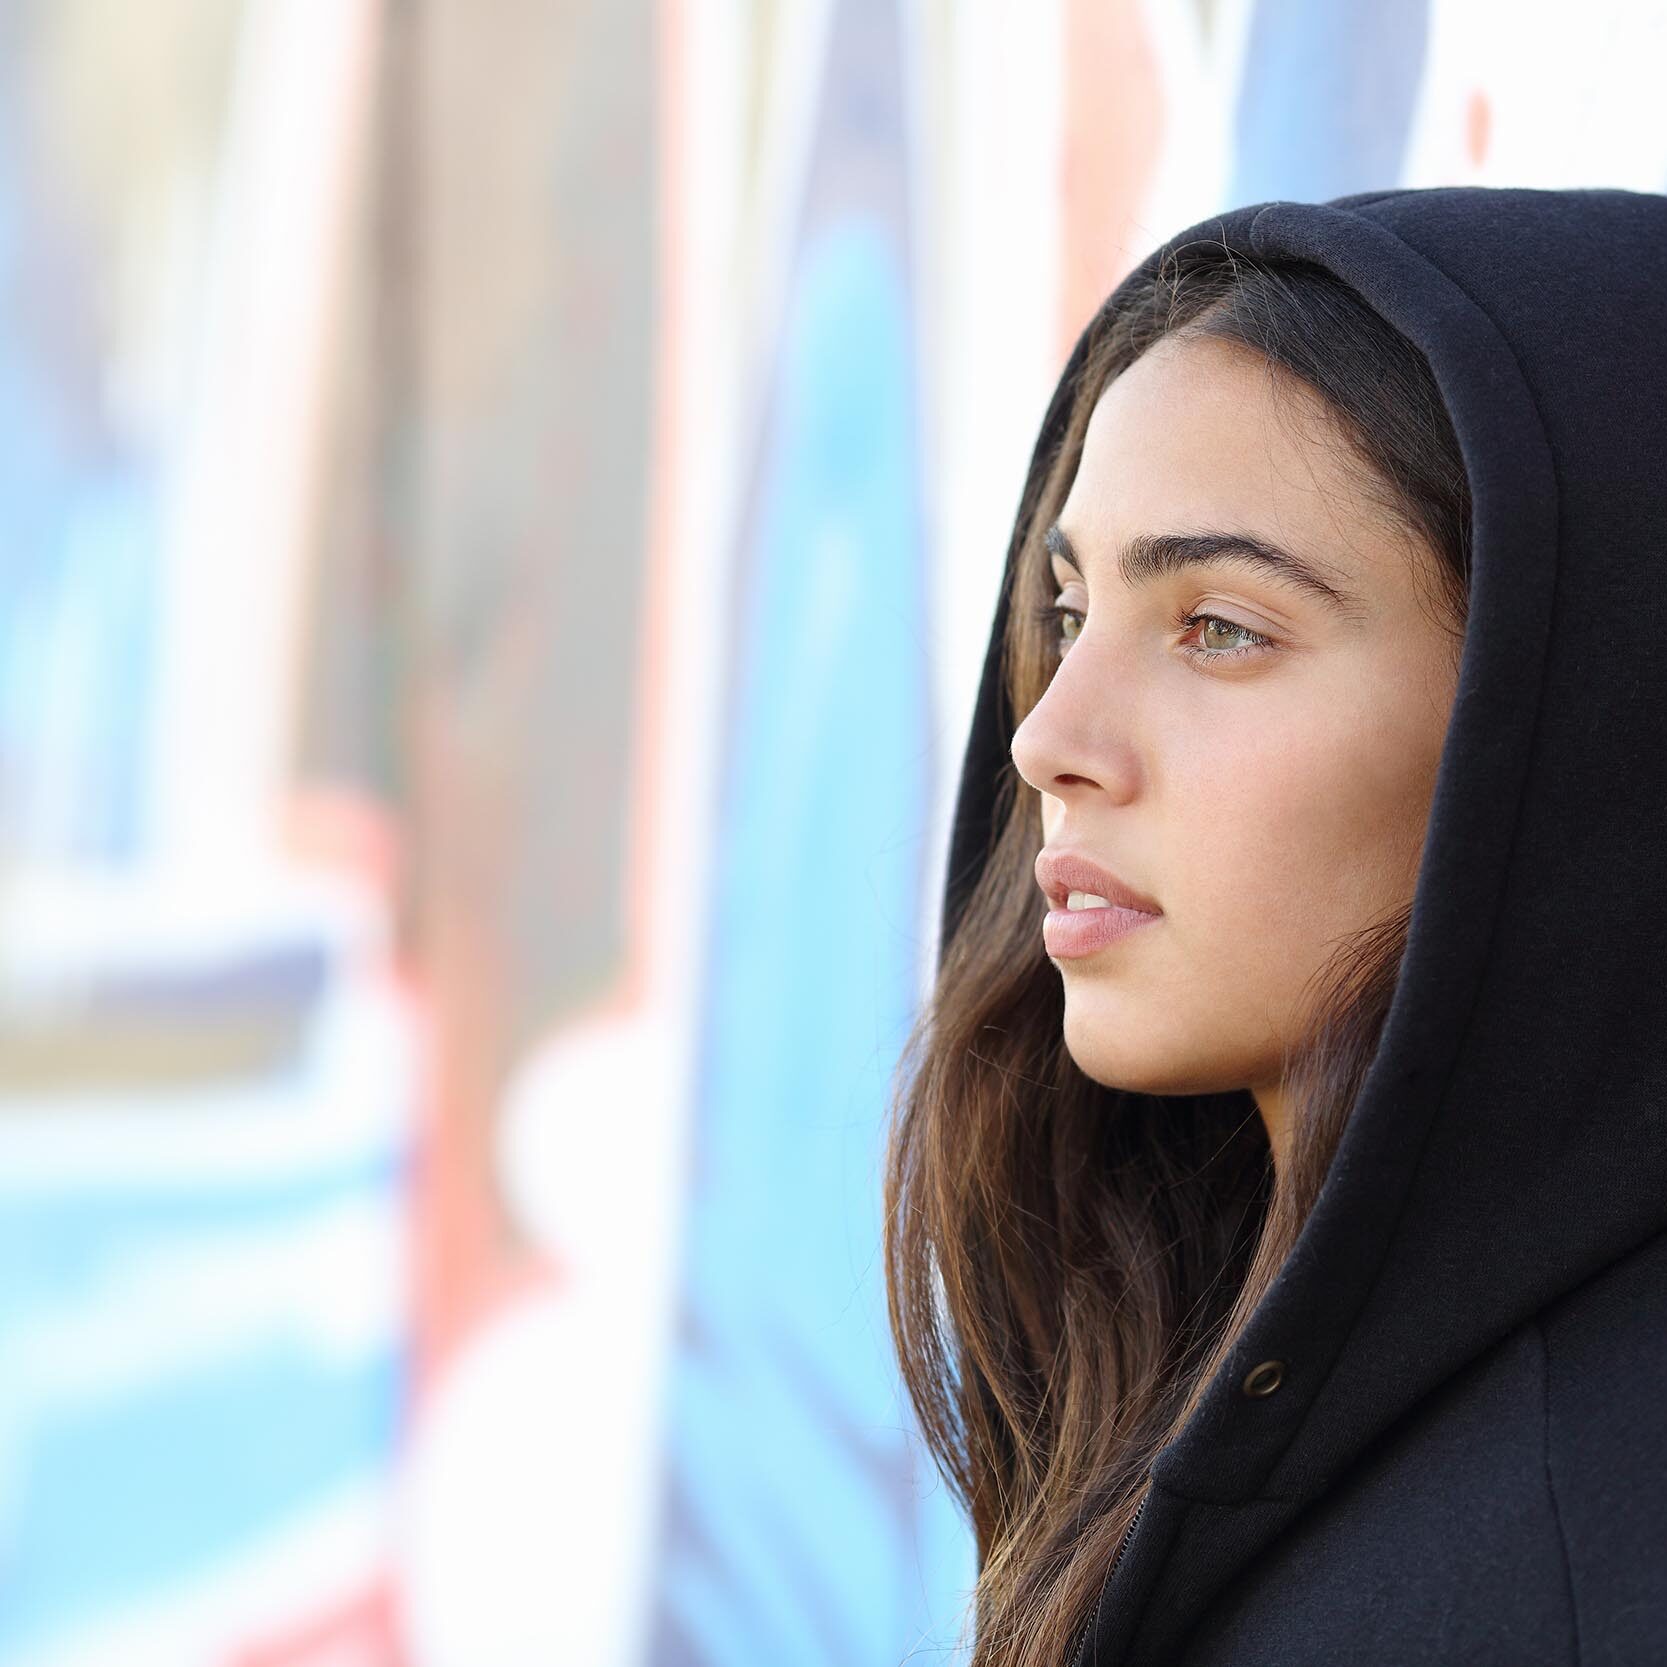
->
[[1041, 902, 1162, 958], [1034, 848, 1162, 917]]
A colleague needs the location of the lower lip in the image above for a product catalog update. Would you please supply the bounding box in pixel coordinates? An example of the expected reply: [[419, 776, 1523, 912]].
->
[[1043, 904, 1162, 958]]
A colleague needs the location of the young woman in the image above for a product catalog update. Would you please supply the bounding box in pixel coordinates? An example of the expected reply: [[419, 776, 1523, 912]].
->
[[884, 186, 1667, 1665]]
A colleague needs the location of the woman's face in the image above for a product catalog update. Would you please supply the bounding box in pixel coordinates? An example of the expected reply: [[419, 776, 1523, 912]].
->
[[1009, 330, 1462, 1159]]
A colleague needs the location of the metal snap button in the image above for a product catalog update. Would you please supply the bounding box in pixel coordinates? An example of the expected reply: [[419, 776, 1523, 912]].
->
[[1241, 1359, 1285, 1397]]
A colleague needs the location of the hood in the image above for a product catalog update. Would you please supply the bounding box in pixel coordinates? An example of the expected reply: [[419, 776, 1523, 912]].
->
[[940, 181, 1667, 1589]]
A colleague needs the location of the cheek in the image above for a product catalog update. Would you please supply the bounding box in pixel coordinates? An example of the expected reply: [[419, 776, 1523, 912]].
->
[[1161, 690, 1446, 994]]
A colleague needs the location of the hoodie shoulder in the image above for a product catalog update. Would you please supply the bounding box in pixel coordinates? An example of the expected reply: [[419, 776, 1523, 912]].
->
[[1539, 1222, 1667, 1661]]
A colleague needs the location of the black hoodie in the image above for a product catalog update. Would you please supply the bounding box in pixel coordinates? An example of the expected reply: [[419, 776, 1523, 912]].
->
[[939, 187, 1667, 1665]]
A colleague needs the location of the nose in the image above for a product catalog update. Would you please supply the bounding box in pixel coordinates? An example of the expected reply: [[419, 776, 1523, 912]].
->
[[1009, 650, 1141, 804]]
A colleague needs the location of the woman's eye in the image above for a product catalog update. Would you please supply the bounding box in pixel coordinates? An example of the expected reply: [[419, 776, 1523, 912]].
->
[[1177, 611, 1276, 662], [1029, 601, 1085, 657], [1029, 596, 1277, 667], [1199, 617, 1250, 651]]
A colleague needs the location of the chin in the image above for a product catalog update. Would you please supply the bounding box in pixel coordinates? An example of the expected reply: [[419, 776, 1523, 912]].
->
[[1061, 1005, 1240, 1100], [1060, 1025, 1168, 1097]]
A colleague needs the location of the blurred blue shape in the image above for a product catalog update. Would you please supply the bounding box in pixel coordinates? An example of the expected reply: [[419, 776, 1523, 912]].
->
[[0, 125, 158, 865], [0, 1154, 408, 1660], [0, 1341, 401, 1656], [1231, 0, 1429, 204], [649, 197, 970, 1665]]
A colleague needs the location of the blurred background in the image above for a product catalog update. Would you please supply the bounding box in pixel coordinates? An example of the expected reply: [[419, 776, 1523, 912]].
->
[[2, 1, 1665, 1663]]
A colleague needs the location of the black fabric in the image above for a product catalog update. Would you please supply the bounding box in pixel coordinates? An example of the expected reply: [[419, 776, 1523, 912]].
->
[[939, 186, 1667, 1665]]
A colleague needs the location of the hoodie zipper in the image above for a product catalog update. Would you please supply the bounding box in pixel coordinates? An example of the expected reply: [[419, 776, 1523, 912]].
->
[[1067, 1481, 1150, 1667]]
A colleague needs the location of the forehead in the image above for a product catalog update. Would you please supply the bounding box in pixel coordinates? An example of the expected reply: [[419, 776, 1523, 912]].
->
[[1057, 332, 1406, 591]]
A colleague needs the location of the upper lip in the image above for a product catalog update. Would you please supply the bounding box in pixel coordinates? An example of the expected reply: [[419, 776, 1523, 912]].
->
[[1035, 848, 1162, 915]]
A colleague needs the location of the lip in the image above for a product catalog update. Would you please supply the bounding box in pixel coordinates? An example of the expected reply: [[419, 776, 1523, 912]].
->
[[1034, 847, 1163, 960], [1035, 849, 1162, 916]]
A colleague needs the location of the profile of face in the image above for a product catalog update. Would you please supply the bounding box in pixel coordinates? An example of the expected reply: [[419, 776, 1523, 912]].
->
[[1009, 330, 1462, 1158]]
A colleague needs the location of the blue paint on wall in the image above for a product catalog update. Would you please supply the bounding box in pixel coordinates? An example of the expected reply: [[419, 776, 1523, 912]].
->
[[650, 201, 971, 1666], [1231, 0, 1430, 203], [0, 1344, 403, 1656], [0, 1155, 408, 1658]]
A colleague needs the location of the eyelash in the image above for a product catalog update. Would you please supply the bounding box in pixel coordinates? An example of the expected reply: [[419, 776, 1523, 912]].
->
[[1028, 601, 1277, 665]]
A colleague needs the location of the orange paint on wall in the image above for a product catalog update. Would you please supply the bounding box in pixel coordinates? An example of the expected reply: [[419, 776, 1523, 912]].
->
[[1058, 0, 1167, 365], [284, 783, 404, 900], [229, 1578, 402, 1667], [1466, 88, 1492, 168]]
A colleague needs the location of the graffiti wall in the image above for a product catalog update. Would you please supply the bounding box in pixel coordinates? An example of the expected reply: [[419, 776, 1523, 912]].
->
[[3, 0, 1664, 1663]]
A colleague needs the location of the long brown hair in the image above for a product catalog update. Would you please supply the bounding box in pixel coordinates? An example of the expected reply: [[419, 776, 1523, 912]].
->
[[883, 245, 1471, 1666]]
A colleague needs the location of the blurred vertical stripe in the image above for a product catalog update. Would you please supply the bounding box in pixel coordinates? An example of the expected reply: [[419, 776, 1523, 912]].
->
[[647, 1, 974, 1661]]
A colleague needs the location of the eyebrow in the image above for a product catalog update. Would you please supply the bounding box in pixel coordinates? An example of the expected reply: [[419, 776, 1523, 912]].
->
[[1044, 521, 1369, 622]]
